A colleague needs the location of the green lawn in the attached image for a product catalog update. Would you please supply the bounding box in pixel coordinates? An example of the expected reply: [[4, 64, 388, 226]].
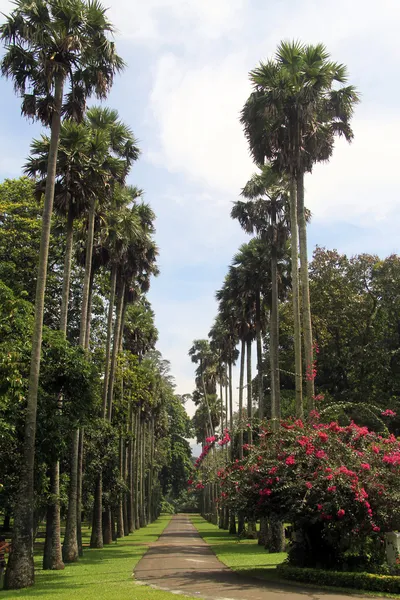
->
[[1, 515, 188, 600]]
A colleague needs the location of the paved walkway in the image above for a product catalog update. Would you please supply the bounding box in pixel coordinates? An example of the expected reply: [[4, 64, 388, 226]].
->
[[134, 514, 375, 600]]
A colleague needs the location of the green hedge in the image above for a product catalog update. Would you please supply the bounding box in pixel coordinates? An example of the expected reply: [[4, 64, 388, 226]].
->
[[277, 564, 400, 594]]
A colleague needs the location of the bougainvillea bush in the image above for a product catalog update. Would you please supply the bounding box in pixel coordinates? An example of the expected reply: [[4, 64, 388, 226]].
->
[[218, 416, 400, 570]]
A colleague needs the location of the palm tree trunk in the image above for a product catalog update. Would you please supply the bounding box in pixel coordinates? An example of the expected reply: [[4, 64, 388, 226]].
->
[[85, 267, 95, 350], [62, 429, 79, 562], [119, 298, 128, 352], [255, 292, 264, 420], [76, 428, 84, 557], [60, 205, 74, 335], [43, 463, 64, 570], [289, 175, 303, 417], [134, 411, 140, 530], [90, 472, 103, 548], [297, 172, 314, 411], [5, 76, 64, 591], [270, 200, 281, 430], [246, 339, 253, 444], [228, 361, 233, 461], [44, 203, 73, 571], [116, 436, 125, 539], [238, 339, 245, 459], [139, 419, 146, 527], [219, 380, 223, 433], [102, 264, 117, 418], [123, 431, 129, 535], [107, 280, 125, 422], [147, 417, 155, 523], [79, 197, 96, 348], [127, 407, 135, 533]]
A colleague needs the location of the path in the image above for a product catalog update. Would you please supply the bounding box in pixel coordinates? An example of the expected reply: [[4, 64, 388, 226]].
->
[[134, 514, 375, 600]]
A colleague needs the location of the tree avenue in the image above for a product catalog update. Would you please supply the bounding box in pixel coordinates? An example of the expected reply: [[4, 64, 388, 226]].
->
[[0, 0, 192, 591], [187, 41, 400, 584], [1, 4, 400, 595]]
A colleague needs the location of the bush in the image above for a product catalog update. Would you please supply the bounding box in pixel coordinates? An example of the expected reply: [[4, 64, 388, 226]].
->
[[277, 564, 400, 594], [217, 416, 400, 569]]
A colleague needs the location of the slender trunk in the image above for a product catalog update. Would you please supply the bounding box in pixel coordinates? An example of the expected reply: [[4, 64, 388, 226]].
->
[[107, 281, 125, 422], [134, 412, 140, 530], [44, 205, 73, 570], [127, 408, 135, 533], [228, 511, 236, 535], [297, 172, 314, 410], [102, 509, 112, 545], [90, 473, 103, 548], [60, 205, 74, 335], [79, 197, 96, 348], [76, 428, 84, 557], [238, 339, 245, 459], [102, 265, 117, 418], [116, 436, 125, 539], [270, 199, 280, 430], [258, 516, 268, 546], [255, 292, 264, 420], [219, 380, 223, 434], [85, 267, 95, 351], [228, 361, 234, 461], [139, 420, 146, 527], [119, 298, 128, 352], [43, 463, 64, 570], [289, 175, 303, 417], [62, 429, 79, 563], [246, 339, 252, 444], [5, 77, 64, 591], [147, 418, 155, 523], [200, 358, 214, 436]]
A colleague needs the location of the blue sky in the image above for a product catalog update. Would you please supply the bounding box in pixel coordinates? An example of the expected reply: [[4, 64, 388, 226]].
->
[[1, 0, 400, 423]]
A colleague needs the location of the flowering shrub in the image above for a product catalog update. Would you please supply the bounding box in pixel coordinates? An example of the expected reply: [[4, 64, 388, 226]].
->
[[218, 417, 400, 569]]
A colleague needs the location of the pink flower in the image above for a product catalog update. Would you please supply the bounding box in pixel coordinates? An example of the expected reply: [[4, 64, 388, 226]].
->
[[373, 525, 381, 532], [285, 455, 296, 466], [318, 432, 328, 442], [382, 409, 396, 417], [360, 463, 371, 470], [305, 482, 313, 489], [371, 446, 380, 454], [315, 450, 327, 459], [337, 509, 345, 519], [327, 486, 337, 493], [317, 504, 323, 511]]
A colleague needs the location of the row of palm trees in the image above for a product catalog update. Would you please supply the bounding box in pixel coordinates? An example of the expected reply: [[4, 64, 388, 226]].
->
[[189, 41, 358, 540], [0, 0, 166, 590]]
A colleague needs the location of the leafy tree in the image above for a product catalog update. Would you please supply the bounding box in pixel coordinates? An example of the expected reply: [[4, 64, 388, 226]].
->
[[1, 0, 123, 587]]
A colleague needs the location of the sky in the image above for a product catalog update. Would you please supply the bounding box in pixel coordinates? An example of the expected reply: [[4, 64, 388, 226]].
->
[[1, 0, 400, 430]]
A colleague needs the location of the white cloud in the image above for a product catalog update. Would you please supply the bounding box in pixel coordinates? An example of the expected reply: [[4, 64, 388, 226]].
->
[[305, 118, 400, 225], [148, 52, 254, 195], [108, 0, 245, 44]]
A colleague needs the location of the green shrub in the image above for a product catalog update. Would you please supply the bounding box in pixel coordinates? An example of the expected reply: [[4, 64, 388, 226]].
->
[[277, 564, 400, 594]]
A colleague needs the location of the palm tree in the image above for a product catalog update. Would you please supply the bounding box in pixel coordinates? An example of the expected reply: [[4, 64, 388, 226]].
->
[[1, 0, 123, 588], [232, 165, 290, 427], [241, 41, 358, 415]]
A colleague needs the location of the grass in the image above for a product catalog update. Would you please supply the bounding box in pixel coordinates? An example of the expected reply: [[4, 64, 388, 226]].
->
[[1, 515, 188, 600], [190, 515, 400, 599]]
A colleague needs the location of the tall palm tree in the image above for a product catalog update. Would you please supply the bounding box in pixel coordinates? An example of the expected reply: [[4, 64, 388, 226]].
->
[[1, 0, 123, 588], [241, 41, 358, 415], [232, 165, 290, 427]]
